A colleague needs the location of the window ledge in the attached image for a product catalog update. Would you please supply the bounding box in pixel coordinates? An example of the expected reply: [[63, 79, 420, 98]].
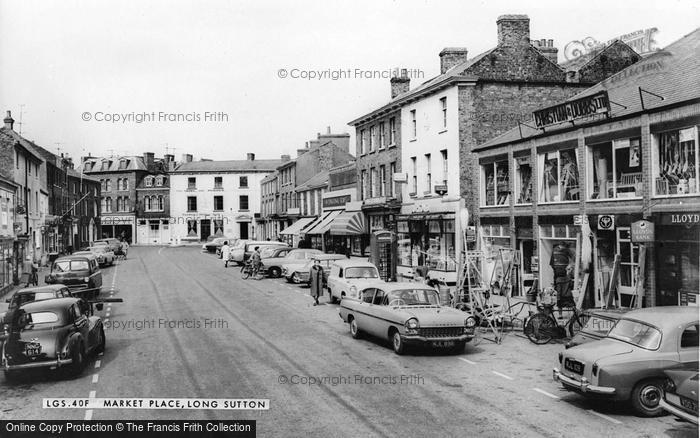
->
[[586, 197, 643, 203], [387, 143, 397, 149], [651, 193, 700, 199], [438, 129, 448, 134], [480, 204, 509, 209], [408, 138, 417, 143], [538, 201, 579, 206], [514, 203, 533, 207]]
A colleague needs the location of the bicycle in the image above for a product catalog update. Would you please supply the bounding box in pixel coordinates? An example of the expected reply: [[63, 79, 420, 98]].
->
[[241, 260, 263, 280], [523, 287, 590, 345]]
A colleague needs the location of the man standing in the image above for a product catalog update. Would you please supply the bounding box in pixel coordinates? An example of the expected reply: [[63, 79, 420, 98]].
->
[[251, 246, 262, 277], [309, 259, 324, 306], [221, 241, 231, 268]]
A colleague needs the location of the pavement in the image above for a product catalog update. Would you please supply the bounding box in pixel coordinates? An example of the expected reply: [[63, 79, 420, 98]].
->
[[0, 246, 697, 438]]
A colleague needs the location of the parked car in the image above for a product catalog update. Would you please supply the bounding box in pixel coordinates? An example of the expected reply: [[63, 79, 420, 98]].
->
[[554, 306, 699, 417], [229, 240, 286, 265], [257, 246, 295, 277], [216, 239, 239, 258], [262, 248, 319, 279], [566, 309, 629, 349], [660, 368, 699, 425], [201, 236, 231, 254], [280, 250, 325, 282], [44, 254, 103, 297], [327, 259, 382, 304], [93, 238, 122, 255], [1, 297, 114, 380], [290, 254, 346, 285], [339, 282, 477, 355], [1, 285, 74, 325], [75, 246, 115, 267]]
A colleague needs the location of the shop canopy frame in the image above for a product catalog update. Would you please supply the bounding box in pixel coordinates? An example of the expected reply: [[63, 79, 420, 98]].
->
[[279, 217, 316, 236], [329, 211, 366, 236]]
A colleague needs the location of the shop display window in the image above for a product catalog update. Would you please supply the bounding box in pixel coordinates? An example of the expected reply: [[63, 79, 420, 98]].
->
[[397, 219, 456, 271], [514, 156, 532, 204], [481, 160, 509, 206], [652, 127, 698, 196], [588, 138, 643, 199], [538, 148, 579, 203]]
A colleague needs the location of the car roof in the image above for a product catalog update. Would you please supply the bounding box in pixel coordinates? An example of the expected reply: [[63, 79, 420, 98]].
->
[[332, 259, 377, 268], [16, 284, 69, 294], [621, 306, 698, 331], [310, 254, 346, 261], [18, 297, 80, 312], [55, 254, 97, 261], [375, 282, 436, 291], [73, 251, 93, 255], [588, 308, 631, 319], [246, 240, 286, 246]]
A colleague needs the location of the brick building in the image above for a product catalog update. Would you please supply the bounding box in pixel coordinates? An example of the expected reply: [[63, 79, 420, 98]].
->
[[348, 14, 641, 284], [135, 154, 176, 244], [65, 167, 101, 250], [474, 28, 700, 307]]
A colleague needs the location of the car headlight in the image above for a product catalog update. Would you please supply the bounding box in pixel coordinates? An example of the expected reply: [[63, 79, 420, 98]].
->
[[84, 277, 90, 282], [349, 285, 357, 297], [405, 318, 419, 330], [465, 317, 477, 328]]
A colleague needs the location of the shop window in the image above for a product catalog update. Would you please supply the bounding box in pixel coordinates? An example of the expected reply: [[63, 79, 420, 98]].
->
[[616, 228, 641, 298], [588, 138, 643, 200], [482, 160, 509, 206], [187, 219, 197, 237], [213, 219, 224, 235], [397, 219, 455, 271], [514, 156, 532, 204], [538, 149, 579, 203], [652, 127, 698, 196]]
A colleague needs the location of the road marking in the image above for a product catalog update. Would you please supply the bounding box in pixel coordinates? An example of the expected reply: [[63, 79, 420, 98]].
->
[[92, 374, 99, 383], [84, 410, 93, 421], [94, 360, 101, 369], [89, 391, 96, 398], [588, 410, 622, 424], [532, 387, 560, 399], [458, 358, 477, 365], [492, 371, 514, 380]]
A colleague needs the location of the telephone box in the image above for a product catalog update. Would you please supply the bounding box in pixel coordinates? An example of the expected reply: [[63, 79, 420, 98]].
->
[[370, 230, 397, 282]]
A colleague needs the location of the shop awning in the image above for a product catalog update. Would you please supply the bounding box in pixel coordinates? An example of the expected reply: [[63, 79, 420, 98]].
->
[[279, 217, 316, 235], [304, 210, 342, 235], [329, 211, 366, 235]]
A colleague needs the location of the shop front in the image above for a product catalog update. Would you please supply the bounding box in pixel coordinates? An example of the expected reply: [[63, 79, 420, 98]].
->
[[101, 215, 135, 243], [279, 216, 315, 248], [328, 208, 367, 257], [302, 210, 342, 251], [136, 218, 171, 244], [537, 216, 579, 305], [396, 213, 457, 283], [654, 213, 699, 306]]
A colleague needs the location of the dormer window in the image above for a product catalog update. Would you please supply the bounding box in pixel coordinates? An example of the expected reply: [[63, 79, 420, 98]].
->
[[156, 176, 164, 186], [101, 161, 109, 171], [145, 177, 153, 187]]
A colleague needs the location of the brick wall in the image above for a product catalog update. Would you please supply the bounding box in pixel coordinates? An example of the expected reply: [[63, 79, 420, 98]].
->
[[354, 111, 402, 199]]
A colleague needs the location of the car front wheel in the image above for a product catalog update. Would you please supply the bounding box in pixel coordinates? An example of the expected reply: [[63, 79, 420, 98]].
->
[[350, 318, 362, 339], [68, 342, 86, 377], [95, 327, 106, 354], [631, 379, 665, 417], [269, 267, 281, 278], [391, 330, 405, 355]]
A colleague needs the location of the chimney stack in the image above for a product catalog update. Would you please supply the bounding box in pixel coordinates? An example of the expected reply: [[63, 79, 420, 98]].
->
[[281, 154, 291, 162], [532, 38, 558, 64], [143, 152, 155, 170], [439, 48, 469, 74], [497, 15, 530, 47], [390, 69, 410, 99], [326, 126, 331, 135], [3, 111, 14, 130], [181, 153, 193, 163], [247, 153, 255, 161]]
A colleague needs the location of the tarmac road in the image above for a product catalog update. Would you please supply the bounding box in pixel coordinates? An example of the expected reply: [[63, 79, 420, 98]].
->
[[1, 245, 697, 437]]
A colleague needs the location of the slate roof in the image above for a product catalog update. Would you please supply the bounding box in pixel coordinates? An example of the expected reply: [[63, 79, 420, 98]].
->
[[475, 27, 700, 151], [79, 156, 148, 173], [172, 159, 283, 173], [66, 168, 100, 183], [0, 127, 45, 165], [295, 170, 330, 191]]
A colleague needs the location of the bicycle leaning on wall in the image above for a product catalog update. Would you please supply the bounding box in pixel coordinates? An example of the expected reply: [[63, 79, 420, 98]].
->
[[523, 286, 589, 345]]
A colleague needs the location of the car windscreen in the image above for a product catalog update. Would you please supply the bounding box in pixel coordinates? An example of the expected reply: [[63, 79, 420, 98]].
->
[[260, 248, 278, 258], [387, 289, 439, 306], [54, 260, 89, 271], [608, 319, 662, 350], [581, 315, 617, 336], [345, 267, 379, 279], [89, 246, 107, 253]]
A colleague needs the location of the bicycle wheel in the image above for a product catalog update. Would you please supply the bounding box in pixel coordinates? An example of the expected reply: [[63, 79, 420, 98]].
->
[[568, 311, 590, 337], [241, 267, 251, 280], [524, 313, 556, 345]]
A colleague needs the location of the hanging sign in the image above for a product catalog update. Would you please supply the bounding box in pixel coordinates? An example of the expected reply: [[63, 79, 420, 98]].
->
[[598, 215, 615, 230], [631, 219, 655, 242]]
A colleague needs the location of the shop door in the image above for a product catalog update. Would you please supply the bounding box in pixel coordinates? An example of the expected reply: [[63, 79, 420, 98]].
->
[[616, 227, 640, 302], [149, 222, 160, 243], [200, 219, 211, 241], [239, 222, 249, 240]]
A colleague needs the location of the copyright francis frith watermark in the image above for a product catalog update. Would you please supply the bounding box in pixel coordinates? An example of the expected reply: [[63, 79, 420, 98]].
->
[[278, 374, 425, 386], [276, 67, 424, 81], [81, 111, 229, 123]]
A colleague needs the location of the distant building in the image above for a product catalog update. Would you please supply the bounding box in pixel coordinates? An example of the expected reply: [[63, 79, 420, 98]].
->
[[135, 154, 176, 244], [170, 153, 282, 242]]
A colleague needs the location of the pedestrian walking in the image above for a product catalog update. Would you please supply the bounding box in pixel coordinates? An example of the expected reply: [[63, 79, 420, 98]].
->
[[251, 246, 262, 277], [21, 256, 38, 287], [221, 241, 231, 267], [309, 259, 324, 306], [121, 239, 129, 260]]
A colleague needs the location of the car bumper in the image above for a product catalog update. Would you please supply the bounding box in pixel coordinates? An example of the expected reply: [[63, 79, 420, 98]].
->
[[3, 357, 73, 371], [553, 368, 616, 395], [402, 334, 473, 344], [660, 398, 699, 425]]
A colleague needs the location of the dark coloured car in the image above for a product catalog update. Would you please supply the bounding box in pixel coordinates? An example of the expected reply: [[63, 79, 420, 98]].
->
[[661, 368, 699, 425], [1, 285, 74, 325], [565, 309, 629, 349], [1, 297, 113, 380], [45, 255, 103, 297]]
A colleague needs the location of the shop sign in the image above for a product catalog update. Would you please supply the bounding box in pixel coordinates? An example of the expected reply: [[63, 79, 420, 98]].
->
[[680, 291, 698, 306], [533, 91, 610, 128], [661, 213, 700, 225], [323, 195, 351, 209], [434, 185, 448, 196], [393, 173, 407, 183], [465, 226, 476, 242], [598, 215, 615, 230], [631, 220, 655, 243], [573, 215, 589, 226]]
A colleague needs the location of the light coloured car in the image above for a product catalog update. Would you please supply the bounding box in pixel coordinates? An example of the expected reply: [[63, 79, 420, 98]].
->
[[280, 250, 325, 282], [339, 282, 477, 355], [261, 248, 317, 278], [554, 306, 699, 417], [291, 254, 346, 285], [230, 240, 286, 265], [327, 259, 383, 304], [75, 246, 115, 267]]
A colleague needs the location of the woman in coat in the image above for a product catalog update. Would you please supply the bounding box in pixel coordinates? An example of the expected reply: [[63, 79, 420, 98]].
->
[[309, 259, 324, 306], [221, 242, 231, 267]]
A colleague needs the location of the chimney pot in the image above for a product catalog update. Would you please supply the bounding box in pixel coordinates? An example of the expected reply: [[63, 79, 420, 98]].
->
[[247, 153, 255, 161], [439, 48, 469, 74], [497, 14, 530, 47], [327, 126, 331, 134], [3, 110, 14, 130], [548, 39, 553, 47], [390, 70, 411, 99]]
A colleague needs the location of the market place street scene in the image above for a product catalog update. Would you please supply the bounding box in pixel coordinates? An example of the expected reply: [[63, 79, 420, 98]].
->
[[0, 1, 699, 437]]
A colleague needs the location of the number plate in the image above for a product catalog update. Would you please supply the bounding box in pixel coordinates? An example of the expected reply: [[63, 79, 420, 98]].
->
[[681, 397, 699, 413], [25, 343, 41, 357], [432, 341, 455, 348], [564, 358, 584, 374]]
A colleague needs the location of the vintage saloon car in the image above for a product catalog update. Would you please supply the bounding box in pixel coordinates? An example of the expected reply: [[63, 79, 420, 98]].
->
[[565, 309, 629, 349], [262, 248, 317, 278], [339, 282, 477, 355], [660, 368, 699, 425], [554, 306, 699, 417], [1, 285, 74, 326], [292, 254, 346, 285], [279, 249, 325, 282], [1, 297, 109, 380], [74, 246, 115, 267], [327, 259, 382, 304], [45, 254, 103, 297]]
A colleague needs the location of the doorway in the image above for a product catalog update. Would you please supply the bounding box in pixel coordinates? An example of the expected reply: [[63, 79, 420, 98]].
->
[[239, 222, 249, 240], [200, 219, 211, 241]]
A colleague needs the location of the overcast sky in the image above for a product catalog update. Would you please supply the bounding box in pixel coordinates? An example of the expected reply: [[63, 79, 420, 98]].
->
[[0, 0, 697, 162]]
